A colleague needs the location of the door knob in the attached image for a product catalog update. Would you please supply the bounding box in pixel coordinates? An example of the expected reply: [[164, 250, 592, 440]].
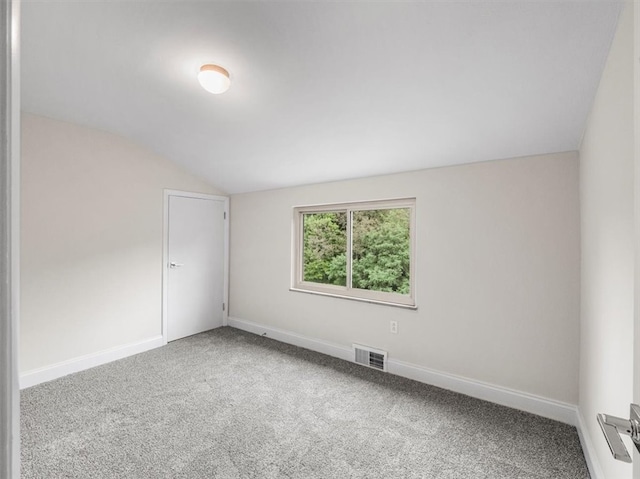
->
[[597, 404, 640, 463], [169, 262, 184, 268]]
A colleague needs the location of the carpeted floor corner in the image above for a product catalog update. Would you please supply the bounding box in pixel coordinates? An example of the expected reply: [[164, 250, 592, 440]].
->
[[21, 327, 589, 478]]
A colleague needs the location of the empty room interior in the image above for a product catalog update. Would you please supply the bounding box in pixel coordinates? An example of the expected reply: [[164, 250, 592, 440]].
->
[[4, 0, 640, 478]]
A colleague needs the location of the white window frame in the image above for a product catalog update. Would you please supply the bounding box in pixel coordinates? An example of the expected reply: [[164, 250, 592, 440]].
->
[[291, 198, 416, 309]]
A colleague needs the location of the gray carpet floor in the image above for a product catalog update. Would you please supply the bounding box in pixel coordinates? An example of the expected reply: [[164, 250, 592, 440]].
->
[[21, 327, 589, 478]]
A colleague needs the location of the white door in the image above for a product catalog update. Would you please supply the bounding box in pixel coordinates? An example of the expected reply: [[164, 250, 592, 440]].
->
[[166, 194, 226, 342], [635, 4, 640, 478], [602, 5, 640, 475]]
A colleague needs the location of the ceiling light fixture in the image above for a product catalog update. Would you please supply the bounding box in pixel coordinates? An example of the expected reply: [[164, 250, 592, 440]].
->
[[198, 64, 230, 94]]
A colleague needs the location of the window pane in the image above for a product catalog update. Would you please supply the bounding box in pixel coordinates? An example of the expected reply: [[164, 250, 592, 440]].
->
[[352, 208, 411, 294], [303, 212, 347, 286]]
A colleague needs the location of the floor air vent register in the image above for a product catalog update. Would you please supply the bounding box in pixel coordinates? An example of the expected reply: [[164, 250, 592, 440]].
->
[[353, 344, 387, 371]]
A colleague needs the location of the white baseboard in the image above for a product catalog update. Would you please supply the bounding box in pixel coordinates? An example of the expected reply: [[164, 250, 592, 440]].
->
[[20, 335, 164, 389], [228, 317, 578, 426], [575, 408, 605, 479], [228, 317, 353, 362], [387, 358, 578, 425]]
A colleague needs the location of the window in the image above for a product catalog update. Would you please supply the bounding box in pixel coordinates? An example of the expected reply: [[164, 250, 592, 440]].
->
[[292, 198, 416, 308]]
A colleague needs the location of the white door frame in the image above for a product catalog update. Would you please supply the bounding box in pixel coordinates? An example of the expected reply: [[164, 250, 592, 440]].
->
[[162, 189, 230, 345], [1, 0, 20, 477]]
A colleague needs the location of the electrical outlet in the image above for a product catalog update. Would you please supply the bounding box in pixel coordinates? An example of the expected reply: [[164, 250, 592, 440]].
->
[[390, 320, 398, 334]]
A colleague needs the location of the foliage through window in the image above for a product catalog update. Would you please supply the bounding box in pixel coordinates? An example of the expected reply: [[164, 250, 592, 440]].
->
[[293, 199, 415, 307], [302, 212, 347, 286]]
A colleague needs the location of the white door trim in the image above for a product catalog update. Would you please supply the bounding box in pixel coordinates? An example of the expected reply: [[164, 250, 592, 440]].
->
[[1, 1, 20, 477], [162, 189, 229, 345]]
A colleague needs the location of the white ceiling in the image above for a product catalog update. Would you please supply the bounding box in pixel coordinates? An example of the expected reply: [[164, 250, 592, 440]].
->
[[21, 1, 622, 194]]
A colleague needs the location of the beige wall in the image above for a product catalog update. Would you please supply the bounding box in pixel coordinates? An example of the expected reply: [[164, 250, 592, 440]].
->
[[20, 113, 223, 372], [579, 4, 635, 478], [230, 151, 581, 404]]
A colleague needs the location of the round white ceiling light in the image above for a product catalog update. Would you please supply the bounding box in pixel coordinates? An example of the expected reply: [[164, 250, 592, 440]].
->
[[198, 64, 230, 94]]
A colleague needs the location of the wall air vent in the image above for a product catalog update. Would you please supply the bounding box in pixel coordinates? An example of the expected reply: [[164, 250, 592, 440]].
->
[[353, 344, 387, 371]]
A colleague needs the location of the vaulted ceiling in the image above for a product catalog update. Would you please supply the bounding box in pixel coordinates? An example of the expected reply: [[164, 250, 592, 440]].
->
[[21, 1, 622, 193]]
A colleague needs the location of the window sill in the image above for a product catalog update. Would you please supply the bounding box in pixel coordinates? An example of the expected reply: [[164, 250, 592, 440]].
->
[[289, 287, 418, 310]]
